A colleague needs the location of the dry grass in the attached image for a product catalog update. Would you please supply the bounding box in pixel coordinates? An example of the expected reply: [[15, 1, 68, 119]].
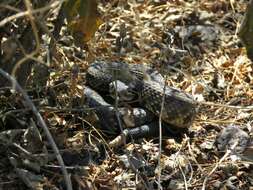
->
[[1, 0, 253, 189]]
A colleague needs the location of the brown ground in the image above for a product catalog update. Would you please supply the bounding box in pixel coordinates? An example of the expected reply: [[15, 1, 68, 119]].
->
[[1, 0, 253, 189]]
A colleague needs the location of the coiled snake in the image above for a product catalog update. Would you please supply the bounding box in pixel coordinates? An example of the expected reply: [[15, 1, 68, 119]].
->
[[84, 61, 197, 145], [86, 61, 197, 126]]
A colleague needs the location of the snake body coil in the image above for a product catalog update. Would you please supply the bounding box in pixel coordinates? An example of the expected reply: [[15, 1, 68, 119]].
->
[[86, 61, 197, 128]]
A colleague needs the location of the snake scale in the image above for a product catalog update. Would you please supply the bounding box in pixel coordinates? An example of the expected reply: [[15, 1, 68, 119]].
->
[[85, 61, 197, 129]]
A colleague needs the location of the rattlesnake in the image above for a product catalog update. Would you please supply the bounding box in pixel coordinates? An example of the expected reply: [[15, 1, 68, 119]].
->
[[85, 61, 197, 129]]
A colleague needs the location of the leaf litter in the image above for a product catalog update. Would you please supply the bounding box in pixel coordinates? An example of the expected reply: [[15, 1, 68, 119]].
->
[[1, 0, 253, 189]]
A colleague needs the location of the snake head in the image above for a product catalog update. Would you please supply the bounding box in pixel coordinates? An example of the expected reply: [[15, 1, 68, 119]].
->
[[109, 80, 138, 102], [107, 62, 136, 82]]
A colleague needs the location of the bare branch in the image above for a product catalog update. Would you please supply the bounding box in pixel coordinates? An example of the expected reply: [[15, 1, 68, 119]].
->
[[0, 1, 62, 27]]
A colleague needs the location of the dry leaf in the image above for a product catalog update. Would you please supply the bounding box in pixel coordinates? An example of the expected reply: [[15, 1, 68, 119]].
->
[[64, 0, 103, 43]]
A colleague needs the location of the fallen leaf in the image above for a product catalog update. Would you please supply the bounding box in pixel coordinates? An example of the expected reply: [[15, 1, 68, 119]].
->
[[64, 0, 103, 43]]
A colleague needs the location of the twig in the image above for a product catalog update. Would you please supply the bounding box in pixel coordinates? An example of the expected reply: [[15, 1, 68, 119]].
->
[[42, 106, 113, 112], [201, 142, 238, 190], [198, 101, 253, 110], [0, 1, 62, 27], [11, 0, 42, 80], [0, 4, 21, 12], [111, 62, 152, 189], [174, 138, 188, 190], [78, 116, 113, 153], [0, 69, 73, 190], [113, 80, 125, 136], [178, 160, 188, 190], [225, 57, 241, 98], [186, 135, 203, 172], [157, 75, 167, 190]]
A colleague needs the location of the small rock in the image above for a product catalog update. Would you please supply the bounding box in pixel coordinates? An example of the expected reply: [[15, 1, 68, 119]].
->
[[216, 125, 250, 154]]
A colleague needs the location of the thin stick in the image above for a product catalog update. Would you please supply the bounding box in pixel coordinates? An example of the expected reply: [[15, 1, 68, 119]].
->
[[201, 142, 238, 190], [157, 75, 167, 190], [11, 0, 45, 79], [178, 158, 188, 190], [186, 135, 203, 172], [114, 79, 125, 135], [199, 101, 253, 110], [0, 69, 73, 190], [112, 64, 151, 189], [0, 1, 62, 27]]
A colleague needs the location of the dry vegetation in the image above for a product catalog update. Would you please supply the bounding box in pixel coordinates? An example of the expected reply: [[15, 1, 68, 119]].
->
[[0, 0, 253, 189]]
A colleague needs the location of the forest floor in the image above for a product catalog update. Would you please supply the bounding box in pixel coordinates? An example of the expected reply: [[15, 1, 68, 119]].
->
[[1, 0, 253, 189]]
